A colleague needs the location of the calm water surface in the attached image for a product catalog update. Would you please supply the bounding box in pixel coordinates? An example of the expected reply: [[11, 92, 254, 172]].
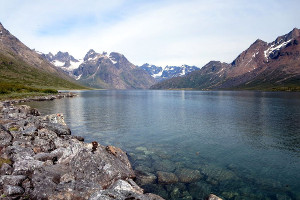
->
[[24, 90, 300, 200]]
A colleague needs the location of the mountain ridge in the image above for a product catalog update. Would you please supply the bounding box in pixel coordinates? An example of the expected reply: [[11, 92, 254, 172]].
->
[[72, 50, 156, 89], [0, 22, 86, 91], [151, 28, 300, 91]]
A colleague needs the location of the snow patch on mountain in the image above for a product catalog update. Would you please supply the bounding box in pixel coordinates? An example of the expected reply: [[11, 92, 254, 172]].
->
[[139, 63, 199, 81], [75, 74, 82, 80], [152, 70, 163, 78], [109, 55, 117, 64], [264, 39, 292, 61], [52, 60, 65, 67]]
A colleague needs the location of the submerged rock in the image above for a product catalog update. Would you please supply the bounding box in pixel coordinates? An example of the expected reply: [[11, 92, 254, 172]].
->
[[175, 168, 203, 183], [153, 160, 176, 172], [157, 171, 178, 184], [188, 181, 212, 200], [200, 164, 238, 182], [135, 170, 157, 186]]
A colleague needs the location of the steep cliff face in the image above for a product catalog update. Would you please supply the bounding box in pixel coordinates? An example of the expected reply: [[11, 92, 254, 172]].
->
[[151, 28, 300, 90]]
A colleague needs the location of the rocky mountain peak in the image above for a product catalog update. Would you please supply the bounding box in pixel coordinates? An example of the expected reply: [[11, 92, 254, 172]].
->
[[253, 39, 267, 45], [273, 28, 299, 45], [55, 51, 78, 62], [287, 28, 300, 40], [109, 52, 124, 62], [84, 49, 99, 61]]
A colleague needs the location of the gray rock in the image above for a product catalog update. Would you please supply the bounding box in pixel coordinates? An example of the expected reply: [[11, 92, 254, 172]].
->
[[60, 173, 75, 183], [32, 136, 55, 152], [0, 163, 13, 175], [0, 175, 26, 186], [3, 185, 24, 196], [21, 123, 37, 136], [0, 125, 12, 147], [42, 122, 71, 136], [69, 147, 135, 188], [109, 179, 137, 192], [33, 152, 55, 161], [90, 179, 165, 200], [30, 164, 69, 199], [157, 171, 178, 184], [12, 158, 44, 175]]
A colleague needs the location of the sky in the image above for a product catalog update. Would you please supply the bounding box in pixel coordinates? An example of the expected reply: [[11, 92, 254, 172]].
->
[[0, 0, 299, 67]]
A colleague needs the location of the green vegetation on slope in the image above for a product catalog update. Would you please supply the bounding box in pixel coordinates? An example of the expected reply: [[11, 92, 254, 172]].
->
[[0, 52, 87, 98]]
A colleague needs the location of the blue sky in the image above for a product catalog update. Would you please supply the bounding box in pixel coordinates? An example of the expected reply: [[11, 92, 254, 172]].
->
[[1, 0, 299, 67]]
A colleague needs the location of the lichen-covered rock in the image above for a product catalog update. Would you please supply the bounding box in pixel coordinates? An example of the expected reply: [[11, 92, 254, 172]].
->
[[69, 146, 135, 188], [3, 185, 24, 196], [0, 175, 26, 187]]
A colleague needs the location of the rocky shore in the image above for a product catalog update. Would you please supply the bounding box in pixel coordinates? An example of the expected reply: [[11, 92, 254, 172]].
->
[[0, 94, 223, 200], [0, 94, 165, 200]]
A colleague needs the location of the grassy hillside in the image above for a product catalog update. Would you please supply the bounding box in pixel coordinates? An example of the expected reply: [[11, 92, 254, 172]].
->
[[0, 52, 87, 99]]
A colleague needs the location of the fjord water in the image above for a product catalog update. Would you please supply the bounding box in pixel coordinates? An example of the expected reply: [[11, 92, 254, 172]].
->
[[24, 90, 300, 199]]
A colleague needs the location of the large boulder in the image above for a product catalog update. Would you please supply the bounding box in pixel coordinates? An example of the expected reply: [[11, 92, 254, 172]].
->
[[90, 179, 164, 200], [69, 145, 135, 188]]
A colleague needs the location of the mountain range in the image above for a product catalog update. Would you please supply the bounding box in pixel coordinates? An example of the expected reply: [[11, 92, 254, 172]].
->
[[43, 50, 156, 89], [151, 28, 300, 91], [139, 63, 199, 81], [0, 22, 85, 91], [42, 51, 200, 88], [1, 21, 299, 92]]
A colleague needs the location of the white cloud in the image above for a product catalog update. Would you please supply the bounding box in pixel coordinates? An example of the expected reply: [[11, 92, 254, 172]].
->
[[0, 0, 299, 67]]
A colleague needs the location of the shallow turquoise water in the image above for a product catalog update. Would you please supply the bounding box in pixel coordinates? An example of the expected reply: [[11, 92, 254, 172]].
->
[[24, 90, 300, 199]]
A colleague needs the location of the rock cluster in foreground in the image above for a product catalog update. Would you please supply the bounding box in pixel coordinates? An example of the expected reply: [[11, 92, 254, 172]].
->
[[0, 97, 164, 200]]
